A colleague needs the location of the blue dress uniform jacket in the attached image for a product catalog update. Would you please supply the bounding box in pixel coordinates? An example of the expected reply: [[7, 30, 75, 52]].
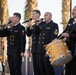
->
[[27, 22, 45, 53], [0, 23, 26, 55], [32, 21, 59, 75], [37, 21, 59, 54], [61, 18, 76, 56], [27, 22, 46, 75]]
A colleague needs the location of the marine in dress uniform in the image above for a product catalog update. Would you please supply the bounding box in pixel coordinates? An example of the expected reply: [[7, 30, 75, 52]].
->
[[0, 13, 26, 75]]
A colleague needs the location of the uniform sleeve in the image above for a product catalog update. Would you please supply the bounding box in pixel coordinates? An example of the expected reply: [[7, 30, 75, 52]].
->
[[69, 34, 76, 40], [0, 29, 4, 37], [50, 23, 59, 42], [68, 24, 76, 40], [0, 28, 10, 37], [26, 26, 33, 36], [19, 26, 26, 53], [67, 19, 76, 40], [57, 19, 72, 39], [63, 18, 72, 32]]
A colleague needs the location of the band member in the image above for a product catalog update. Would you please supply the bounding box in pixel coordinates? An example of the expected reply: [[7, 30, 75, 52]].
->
[[26, 10, 45, 75], [36, 12, 59, 75], [61, 6, 76, 75], [0, 13, 26, 75]]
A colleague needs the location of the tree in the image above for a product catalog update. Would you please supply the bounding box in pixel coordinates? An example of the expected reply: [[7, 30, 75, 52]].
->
[[24, 0, 38, 20], [0, 0, 8, 24], [61, 0, 71, 29], [0, 0, 8, 71]]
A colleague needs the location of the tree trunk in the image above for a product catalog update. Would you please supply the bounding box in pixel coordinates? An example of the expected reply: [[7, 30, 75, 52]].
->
[[62, 0, 71, 29]]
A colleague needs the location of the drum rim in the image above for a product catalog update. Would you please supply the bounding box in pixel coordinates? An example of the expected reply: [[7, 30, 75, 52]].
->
[[46, 39, 65, 47]]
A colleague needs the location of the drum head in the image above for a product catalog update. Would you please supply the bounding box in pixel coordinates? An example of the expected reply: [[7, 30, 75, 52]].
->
[[51, 55, 72, 66]]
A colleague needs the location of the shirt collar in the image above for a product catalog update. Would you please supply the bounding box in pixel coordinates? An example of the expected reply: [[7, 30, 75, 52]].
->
[[14, 22, 20, 26]]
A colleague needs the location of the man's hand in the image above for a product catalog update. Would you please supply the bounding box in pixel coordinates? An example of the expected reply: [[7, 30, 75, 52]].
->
[[52, 38, 57, 42], [61, 33, 69, 38], [35, 18, 42, 26], [26, 21, 31, 27], [21, 52, 25, 57], [8, 17, 13, 21], [45, 53, 49, 57]]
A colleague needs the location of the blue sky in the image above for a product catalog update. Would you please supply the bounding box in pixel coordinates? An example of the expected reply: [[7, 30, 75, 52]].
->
[[8, 0, 76, 33]]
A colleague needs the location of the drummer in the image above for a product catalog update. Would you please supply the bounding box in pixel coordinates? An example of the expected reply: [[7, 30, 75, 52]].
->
[[61, 6, 76, 75], [35, 12, 59, 75]]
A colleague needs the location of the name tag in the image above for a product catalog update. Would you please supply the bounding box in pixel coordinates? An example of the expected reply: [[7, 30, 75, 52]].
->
[[14, 30, 18, 32], [46, 27, 51, 29]]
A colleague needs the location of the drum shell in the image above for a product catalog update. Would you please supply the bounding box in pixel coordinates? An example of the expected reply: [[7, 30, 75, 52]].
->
[[45, 40, 73, 66]]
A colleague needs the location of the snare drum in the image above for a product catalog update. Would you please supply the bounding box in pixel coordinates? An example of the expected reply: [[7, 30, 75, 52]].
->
[[45, 39, 73, 66]]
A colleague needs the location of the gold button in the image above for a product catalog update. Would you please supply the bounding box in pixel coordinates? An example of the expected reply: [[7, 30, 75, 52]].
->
[[10, 35, 12, 37], [43, 38, 44, 39], [41, 28, 42, 29], [43, 33, 45, 35], [34, 42, 35, 43], [39, 37, 41, 39], [42, 42, 44, 43], [12, 39, 14, 41], [12, 43, 14, 44], [10, 30, 12, 31], [40, 34, 41, 35], [34, 38, 36, 39], [38, 41, 40, 43], [13, 36, 14, 37]]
